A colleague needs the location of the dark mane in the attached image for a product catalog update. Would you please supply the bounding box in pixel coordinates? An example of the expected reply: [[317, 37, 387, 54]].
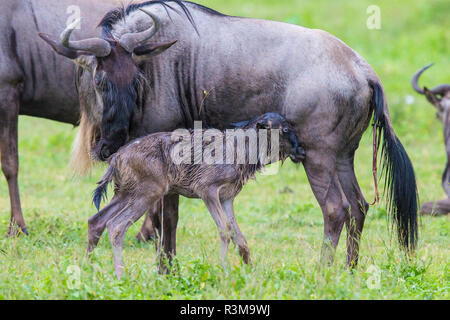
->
[[184, 1, 227, 17], [98, 0, 227, 37]]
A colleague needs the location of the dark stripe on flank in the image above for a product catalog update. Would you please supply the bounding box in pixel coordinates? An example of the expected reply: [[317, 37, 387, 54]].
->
[[29, 1, 40, 31], [29, 47, 36, 99]]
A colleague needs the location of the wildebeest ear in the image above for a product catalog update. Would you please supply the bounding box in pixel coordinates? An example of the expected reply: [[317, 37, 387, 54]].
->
[[132, 40, 178, 61], [38, 32, 95, 71], [424, 86, 442, 107]]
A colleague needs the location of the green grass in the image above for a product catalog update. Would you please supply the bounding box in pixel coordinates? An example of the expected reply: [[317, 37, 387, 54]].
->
[[0, 0, 449, 299]]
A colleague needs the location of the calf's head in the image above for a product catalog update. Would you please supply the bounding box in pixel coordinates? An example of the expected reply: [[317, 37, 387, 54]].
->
[[233, 113, 306, 163], [39, 9, 177, 161], [412, 63, 450, 122]]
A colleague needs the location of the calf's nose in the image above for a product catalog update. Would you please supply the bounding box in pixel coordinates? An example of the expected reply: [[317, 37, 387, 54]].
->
[[296, 147, 306, 160], [100, 147, 111, 161]]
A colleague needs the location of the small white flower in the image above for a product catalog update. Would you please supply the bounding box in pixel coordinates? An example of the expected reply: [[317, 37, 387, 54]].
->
[[405, 95, 415, 105]]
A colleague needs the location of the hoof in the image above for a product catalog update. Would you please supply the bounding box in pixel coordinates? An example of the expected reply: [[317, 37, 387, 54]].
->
[[7, 225, 29, 237], [21, 227, 29, 236], [136, 232, 155, 243]]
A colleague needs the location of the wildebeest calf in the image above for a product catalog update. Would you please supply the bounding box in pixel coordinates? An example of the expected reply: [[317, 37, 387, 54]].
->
[[88, 112, 305, 278]]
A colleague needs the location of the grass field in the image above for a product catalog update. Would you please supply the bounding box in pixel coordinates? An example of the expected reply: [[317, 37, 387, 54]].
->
[[0, 0, 449, 299]]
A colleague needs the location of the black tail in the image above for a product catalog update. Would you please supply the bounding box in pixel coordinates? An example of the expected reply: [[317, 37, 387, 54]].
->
[[93, 164, 115, 212], [370, 80, 419, 253]]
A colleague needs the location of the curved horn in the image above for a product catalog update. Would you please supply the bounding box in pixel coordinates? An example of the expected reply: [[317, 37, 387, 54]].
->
[[60, 19, 111, 57], [411, 63, 434, 94], [118, 9, 161, 53]]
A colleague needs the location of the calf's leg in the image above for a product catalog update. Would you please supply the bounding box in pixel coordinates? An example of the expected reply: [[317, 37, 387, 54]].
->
[[0, 86, 27, 236], [86, 195, 126, 256], [221, 198, 251, 264], [202, 188, 231, 267], [106, 197, 150, 278], [136, 211, 156, 243], [149, 194, 179, 274]]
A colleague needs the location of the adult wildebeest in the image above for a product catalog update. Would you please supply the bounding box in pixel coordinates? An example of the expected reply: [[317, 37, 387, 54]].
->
[[90, 113, 305, 278], [0, 0, 154, 239], [41, 0, 419, 269], [412, 63, 450, 215]]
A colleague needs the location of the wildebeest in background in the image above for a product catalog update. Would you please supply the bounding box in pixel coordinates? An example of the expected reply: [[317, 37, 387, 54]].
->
[[0, 0, 104, 235], [412, 63, 450, 215], [41, 0, 419, 271], [89, 113, 305, 278], [0, 0, 155, 239]]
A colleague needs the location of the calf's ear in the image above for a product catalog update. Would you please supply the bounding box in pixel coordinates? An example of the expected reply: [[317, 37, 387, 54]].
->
[[132, 40, 178, 62], [230, 120, 250, 128], [424, 87, 442, 107], [256, 119, 270, 129]]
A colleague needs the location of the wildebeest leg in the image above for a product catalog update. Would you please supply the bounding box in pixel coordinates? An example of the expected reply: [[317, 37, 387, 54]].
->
[[136, 211, 156, 243], [106, 197, 150, 278], [336, 155, 368, 268], [221, 198, 251, 265], [149, 194, 179, 274], [0, 87, 27, 236], [203, 189, 231, 267], [421, 198, 450, 216], [303, 150, 349, 265], [421, 160, 450, 215], [86, 195, 126, 256]]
